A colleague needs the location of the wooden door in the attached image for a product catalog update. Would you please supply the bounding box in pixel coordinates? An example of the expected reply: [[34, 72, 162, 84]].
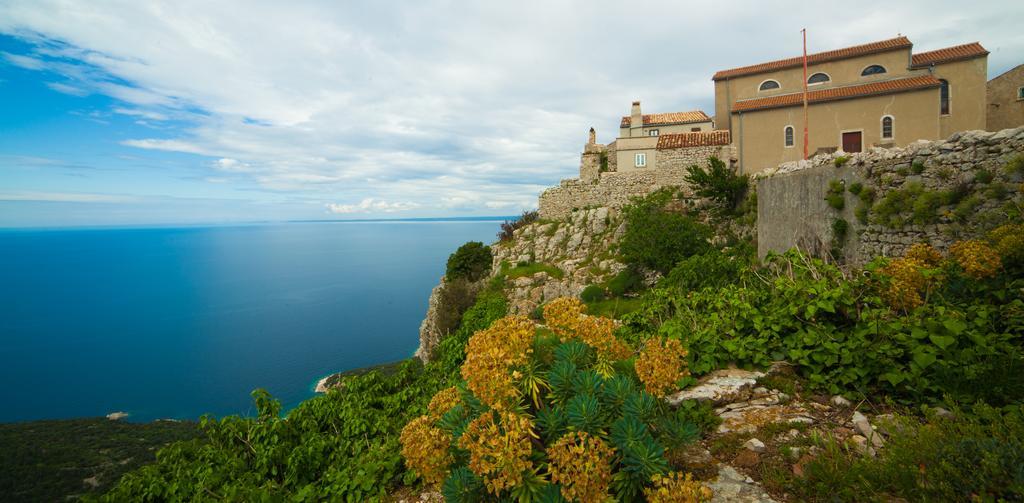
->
[[842, 132, 862, 153]]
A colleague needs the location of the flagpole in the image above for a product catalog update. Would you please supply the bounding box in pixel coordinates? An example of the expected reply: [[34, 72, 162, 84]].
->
[[802, 28, 809, 160]]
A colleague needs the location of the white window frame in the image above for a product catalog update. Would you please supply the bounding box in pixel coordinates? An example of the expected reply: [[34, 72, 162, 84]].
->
[[783, 125, 795, 148], [634, 153, 647, 168], [758, 79, 781, 92], [880, 115, 895, 140], [807, 72, 831, 86], [648, 129, 659, 136]]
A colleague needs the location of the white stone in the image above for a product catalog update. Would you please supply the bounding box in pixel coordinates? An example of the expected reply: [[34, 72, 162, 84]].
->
[[830, 395, 852, 407], [744, 438, 766, 453], [106, 411, 128, 421]]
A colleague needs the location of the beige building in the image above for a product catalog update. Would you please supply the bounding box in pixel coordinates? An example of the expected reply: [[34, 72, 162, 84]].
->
[[613, 101, 715, 172], [987, 64, 1024, 131], [712, 36, 989, 173]]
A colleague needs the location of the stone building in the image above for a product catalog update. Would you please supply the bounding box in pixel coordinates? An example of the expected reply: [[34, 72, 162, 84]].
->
[[987, 63, 1024, 132], [713, 36, 989, 174], [612, 101, 715, 172]]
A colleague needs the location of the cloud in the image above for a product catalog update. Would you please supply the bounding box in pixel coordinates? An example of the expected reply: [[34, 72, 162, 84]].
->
[[45, 81, 88, 96], [1, 1, 1022, 220], [326, 198, 421, 214], [0, 191, 141, 203]]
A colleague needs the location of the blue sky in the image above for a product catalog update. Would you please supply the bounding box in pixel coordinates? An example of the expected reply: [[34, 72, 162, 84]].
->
[[1, 1, 1022, 227]]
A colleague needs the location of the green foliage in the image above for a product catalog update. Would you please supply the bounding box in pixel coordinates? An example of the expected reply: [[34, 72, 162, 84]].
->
[[498, 211, 539, 243], [854, 205, 869, 225], [847, 182, 863, 196], [683, 156, 750, 215], [621, 249, 1024, 403], [911, 161, 926, 174], [1005, 154, 1024, 176], [783, 404, 1024, 502], [620, 189, 712, 274], [660, 248, 748, 292], [975, 169, 994, 184], [831, 218, 849, 257], [871, 182, 971, 228], [833, 155, 849, 168], [100, 288, 508, 501], [446, 241, 493, 281], [953, 195, 982, 222], [583, 297, 646, 319], [580, 284, 607, 303], [607, 267, 644, 297], [599, 152, 609, 173], [0, 418, 201, 502], [825, 180, 846, 210]]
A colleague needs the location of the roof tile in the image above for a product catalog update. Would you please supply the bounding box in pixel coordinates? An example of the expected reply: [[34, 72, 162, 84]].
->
[[911, 42, 988, 67], [656, 130, 731, 149], [621, 110, 710, 128], [713, 36, 912, 81], [731, 75, 941, 113]]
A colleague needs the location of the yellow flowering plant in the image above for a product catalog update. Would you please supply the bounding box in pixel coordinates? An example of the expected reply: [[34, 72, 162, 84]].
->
[[644, 472, 714, 503], [635, 337, 690, 397]]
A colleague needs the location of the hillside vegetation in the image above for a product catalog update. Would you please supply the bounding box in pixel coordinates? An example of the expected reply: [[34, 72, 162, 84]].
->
[[91, 184, 1024, 501]]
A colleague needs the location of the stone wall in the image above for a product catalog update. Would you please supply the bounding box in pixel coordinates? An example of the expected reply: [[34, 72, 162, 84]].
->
[[539, 167, 695, 221], [757, 127, 1024, 264], [658, 145, 734, 171]]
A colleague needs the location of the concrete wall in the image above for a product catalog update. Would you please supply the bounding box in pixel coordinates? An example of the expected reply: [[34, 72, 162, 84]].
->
[[735, 88, 940, 174], [757, 126, 1024, 264], [987, 64, 1024, 131], [615, 136, 659, 172]]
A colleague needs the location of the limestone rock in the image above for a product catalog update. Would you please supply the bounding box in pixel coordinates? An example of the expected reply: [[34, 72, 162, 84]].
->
[[744, 438, 766, 453], [666, 368, 765, 406], [708, 465, 778, 503], [106, 411, 128, 421]]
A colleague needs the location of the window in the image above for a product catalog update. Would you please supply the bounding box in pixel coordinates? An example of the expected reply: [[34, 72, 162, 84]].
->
[[1017, 86, 1023, 100], [807, 72, 830, 85], [940, 79, 950, 115], [861, 65, 887, 76], [881, 116, 894, 140], [634, 153, 647, 167], [759, 79, 780, 91], [648, 129, 659, 136], [690, 127, 701, 132], [784, 126, 794, 147]]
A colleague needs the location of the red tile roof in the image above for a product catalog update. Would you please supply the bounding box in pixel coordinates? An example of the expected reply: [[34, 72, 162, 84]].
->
[[656, 130, 731, 149], [731, 75, 941, 113], [620, 110, 711, 128], [713, 36, 912, 81], [911, 42, 988, 67]]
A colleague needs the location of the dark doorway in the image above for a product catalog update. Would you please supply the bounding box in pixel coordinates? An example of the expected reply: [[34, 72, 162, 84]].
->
[[842, 131, 863, 153]]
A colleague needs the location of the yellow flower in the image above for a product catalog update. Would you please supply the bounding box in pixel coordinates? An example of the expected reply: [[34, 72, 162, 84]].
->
[[950, 239, 1001, 279], [635, 337, 690, 397], [457, 411, 535, 495], [399, 415, 454, 487], [427, 386, 460, 421], [644, 472, 713, 503], [546, 431, 614, 502], [543, 297, 586, 339], [988, 224, 1024, 264], [461, 315, 535, 409]]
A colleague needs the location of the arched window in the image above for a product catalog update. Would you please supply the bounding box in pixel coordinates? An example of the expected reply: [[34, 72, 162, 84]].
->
[[759, 79, 780, 91], [861, 65, 887, 76], [808, 72, 830, 85], [881, 116, 894, 140], [939, 79, 950, 115], [784, 126, 795, 147]]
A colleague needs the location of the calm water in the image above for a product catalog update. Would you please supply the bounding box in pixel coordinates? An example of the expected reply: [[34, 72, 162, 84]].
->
[[0, 220, 502, 422]]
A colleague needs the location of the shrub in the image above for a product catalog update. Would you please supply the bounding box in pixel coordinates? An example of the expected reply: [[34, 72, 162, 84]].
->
[[661, 249, 746, 292], [847, 182, 864, 195], [580, 284, 607, 303], [1005, 153, 1024, 176], [644, 472, 714, 503], [497, 210, 539, 243], [989, 223, 1024, 268], [911, 160, 926, 174], [683, 156, 749, 214], [446, 241, 493, 281], [635, 337, 690, 397], [400, 299, 702, 501], [607, 267, 644, 296], [399, 416, 454, 486], [949, 240, 1001, 279], [831, 218, 849, 242], [975, 169, 994, 184], [620, 189, 712, 274], [825, 180, 845, 210], [833, 155, 849, 168], [434, 278, 478, 337]]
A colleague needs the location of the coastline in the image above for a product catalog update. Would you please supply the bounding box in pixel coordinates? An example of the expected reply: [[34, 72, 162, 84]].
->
[[313, 359, 410, 393]]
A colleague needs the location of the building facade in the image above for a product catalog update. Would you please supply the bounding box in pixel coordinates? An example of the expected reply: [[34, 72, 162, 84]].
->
[[712, 36, 989, 174], [987, 64, 1024, 132], [612, 101, 715, 172]]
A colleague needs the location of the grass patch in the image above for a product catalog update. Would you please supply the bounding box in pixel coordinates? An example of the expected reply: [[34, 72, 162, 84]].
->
[[583, 297, 645, 319]]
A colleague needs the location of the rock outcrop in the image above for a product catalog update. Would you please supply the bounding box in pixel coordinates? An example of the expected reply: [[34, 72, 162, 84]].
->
[[414, 275, 487, 363]]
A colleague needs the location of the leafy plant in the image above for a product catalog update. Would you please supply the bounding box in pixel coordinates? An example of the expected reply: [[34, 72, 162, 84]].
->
[[825, 180, 845, 210], [683, 156, 749, 215], [447, 241, 493, 281], [607, 267, 644, 297], [911, 160, 926, 174], [834, 155, 850, 168], [581, 284, 607, 303], [619, 189, 712, 274]]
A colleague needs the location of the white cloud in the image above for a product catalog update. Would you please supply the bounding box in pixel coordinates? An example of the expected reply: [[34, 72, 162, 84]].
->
[[1, 1, 1022, 218], [45, 81, 88, 96], [0, 191, 141, 203], [326, 198, 420, 214]]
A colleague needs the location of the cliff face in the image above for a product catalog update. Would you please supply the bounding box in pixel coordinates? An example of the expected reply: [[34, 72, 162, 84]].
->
[[415, 207, 628, 361], [492, 207, 627, 315]]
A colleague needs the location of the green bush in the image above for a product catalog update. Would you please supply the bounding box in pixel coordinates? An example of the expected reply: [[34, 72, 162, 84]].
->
[[683, 156, 749, 215], [834, 155, 849, 168], [607, 267, 644, 297], [446, 242, 493, 281], [619, 189, 712, 274], [975, 169, 994, 184], [847, 182, 864, 196], [825, 180, 846, 210], [911, 161, 926, 174], [580, 284, 607, 303], [831, 218, 849, 243], [1005, 154, 1024, 176], [660, 249, 747, 292]]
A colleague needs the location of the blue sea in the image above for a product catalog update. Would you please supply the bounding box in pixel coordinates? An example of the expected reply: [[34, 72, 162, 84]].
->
[[0, 219, 503, 422]]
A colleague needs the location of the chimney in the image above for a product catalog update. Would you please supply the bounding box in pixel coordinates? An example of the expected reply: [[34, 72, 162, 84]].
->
[[587, 127, 596, 145], [630, 101, 642, 137]]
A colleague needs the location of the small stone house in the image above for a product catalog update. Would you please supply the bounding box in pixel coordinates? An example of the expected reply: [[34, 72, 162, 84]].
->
[[987, 63, 1024, 132], [613, 101, 715, 172]]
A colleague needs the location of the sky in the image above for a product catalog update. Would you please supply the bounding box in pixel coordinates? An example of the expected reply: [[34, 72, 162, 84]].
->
[[1, 1, 1022, 227]]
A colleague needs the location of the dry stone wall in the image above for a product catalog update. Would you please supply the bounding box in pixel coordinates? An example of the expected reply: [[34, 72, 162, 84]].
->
[[659, 145, 734, 172], [757, 127, 1024, 264], [539, 168, 695, 220]]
